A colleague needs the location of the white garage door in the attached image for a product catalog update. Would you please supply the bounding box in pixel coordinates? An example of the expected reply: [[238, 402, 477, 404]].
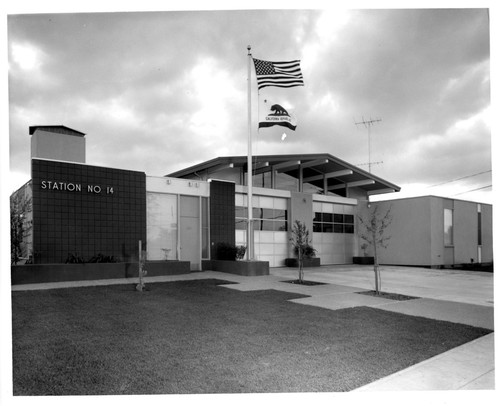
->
[[312, 202, 356, 265]]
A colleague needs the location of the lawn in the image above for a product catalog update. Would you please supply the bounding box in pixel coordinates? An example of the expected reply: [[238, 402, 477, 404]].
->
[[12, 279, 492, 395]]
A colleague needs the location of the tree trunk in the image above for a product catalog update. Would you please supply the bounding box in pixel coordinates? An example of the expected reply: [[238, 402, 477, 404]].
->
[[372, 229, 380, 294], [374, 265, 380, 294], [298, 249, 304, 283]]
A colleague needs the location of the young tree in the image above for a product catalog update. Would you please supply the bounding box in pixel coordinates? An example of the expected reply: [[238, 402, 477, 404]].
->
[[290, 220, 316, 284], [357, 204, 393, 295], [136, 240, 148, 292]]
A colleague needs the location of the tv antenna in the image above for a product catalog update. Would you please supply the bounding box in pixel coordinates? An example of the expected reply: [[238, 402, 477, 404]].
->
[[354, 116, 382, 173]]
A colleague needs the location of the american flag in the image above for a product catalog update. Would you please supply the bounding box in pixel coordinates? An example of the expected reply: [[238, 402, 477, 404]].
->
[[253, 58, 304, 90]]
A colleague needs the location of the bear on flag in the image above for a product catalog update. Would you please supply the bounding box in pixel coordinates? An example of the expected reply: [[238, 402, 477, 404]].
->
[[259, 100, 297, 131]]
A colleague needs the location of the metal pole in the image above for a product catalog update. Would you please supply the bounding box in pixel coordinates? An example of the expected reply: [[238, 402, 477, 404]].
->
[[247, 45, 254, 260]]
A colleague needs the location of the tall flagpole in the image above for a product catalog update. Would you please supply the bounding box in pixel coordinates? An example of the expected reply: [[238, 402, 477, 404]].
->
[[247, 45, 254, 260]]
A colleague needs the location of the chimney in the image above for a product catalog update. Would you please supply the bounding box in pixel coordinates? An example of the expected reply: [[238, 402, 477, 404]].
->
[[30, 125, 86, 164]]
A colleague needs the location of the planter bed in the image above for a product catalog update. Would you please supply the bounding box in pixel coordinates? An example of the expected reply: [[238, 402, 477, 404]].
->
[[202, 259, 269, 276], [11, 260, 190, 285], [353, 256, 375, 265], [356, 290, 420, 301], [282, 279, 327, 286], [144, 260, 191, 276], [284, 258, 321, 268]]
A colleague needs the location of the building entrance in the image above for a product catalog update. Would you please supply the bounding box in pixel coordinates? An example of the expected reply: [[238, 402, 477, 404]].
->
[[179, 195, 201, 270]]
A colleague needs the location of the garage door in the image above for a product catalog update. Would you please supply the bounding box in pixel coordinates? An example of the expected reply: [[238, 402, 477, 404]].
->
[[312, 202, 356, 264]]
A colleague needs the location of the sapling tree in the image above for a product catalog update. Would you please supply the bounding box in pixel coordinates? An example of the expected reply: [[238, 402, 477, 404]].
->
[[136, 240, 148, 292], [290, 220, 316, 284], [357, 204, 393, 295]]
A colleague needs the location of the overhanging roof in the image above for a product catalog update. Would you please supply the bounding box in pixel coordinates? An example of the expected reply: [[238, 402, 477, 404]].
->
[[167, 153, 400, 196]]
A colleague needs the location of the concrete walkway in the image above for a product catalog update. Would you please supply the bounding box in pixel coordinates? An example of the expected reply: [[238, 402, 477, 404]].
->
[[272, 265, 494, 307], [355, 334, 495, 391], [11, 265, 495, 391]]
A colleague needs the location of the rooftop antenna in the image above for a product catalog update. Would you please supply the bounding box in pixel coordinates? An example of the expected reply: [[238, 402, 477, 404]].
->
[[355, 116, 382, 173]]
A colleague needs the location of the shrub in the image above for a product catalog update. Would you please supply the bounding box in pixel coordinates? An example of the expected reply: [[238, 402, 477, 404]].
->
[[65, 253, 85, 264], [65, 253, 116, 263], [215, 242, 238, 261], [236, 245, 247, 260], [88, 253, 116, 263]]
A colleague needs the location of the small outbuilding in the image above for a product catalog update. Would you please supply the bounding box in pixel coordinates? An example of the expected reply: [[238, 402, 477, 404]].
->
[[370, 196, 493, 268]]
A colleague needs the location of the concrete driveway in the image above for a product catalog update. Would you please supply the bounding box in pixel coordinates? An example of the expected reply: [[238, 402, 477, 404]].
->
[[271, 264, 494, 307]]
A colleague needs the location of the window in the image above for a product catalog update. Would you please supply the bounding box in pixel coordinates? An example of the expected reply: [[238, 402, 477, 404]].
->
[[313, 211, 354, 234], [444, 208, 453, 246], [235, 206, 288, 231], [146, 193, 178, 260]]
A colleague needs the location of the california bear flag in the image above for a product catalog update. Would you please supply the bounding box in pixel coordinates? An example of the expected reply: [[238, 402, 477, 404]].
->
[[259, 101, 297, 131]]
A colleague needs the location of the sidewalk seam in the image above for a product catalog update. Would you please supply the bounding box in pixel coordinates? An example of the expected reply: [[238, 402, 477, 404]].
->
[[457, 368, 495, 390]]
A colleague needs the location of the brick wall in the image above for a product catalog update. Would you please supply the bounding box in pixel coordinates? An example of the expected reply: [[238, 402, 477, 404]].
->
[[31, 159, 146, 264], [209, 180, 235, 258]]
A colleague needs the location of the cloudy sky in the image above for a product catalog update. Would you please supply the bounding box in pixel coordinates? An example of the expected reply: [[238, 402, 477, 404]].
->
[[6, 4, 493, 203]]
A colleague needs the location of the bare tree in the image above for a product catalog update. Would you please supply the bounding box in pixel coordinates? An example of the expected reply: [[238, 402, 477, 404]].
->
[[357, 204, 393, 295], [10, 193, 32, 265]]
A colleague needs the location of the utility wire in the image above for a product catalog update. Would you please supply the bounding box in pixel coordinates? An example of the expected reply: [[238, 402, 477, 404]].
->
[[427, 170, 491, 188], [452, 184, 492, 196]]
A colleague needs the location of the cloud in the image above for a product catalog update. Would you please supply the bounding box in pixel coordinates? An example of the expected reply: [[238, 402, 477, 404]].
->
[[7, 9, 491, 203], [385, 107, 491, 185]]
